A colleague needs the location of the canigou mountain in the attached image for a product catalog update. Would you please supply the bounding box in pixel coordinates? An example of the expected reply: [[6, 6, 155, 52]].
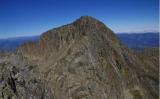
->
[[0, 16, 158, 99]]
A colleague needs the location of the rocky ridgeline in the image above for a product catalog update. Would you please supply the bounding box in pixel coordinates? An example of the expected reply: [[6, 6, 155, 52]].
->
[[0, 16, 159, 99], [0, 54, 54, 99]]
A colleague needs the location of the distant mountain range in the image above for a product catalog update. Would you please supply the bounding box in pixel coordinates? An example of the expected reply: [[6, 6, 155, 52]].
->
[[0, 36, 39, 51], [0, 33, 159, 52], [117, 33, 159, 51]]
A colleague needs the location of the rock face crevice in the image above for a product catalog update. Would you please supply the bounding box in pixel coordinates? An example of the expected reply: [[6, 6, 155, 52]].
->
[[0, 16, 158, 99]]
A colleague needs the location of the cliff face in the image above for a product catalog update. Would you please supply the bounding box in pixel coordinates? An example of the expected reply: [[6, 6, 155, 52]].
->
[[0, 16, 158, 99]]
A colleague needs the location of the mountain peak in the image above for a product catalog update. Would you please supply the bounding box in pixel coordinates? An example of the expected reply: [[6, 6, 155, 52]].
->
[[15, 16, 158, 99], [73, 16, 106, 28], [19, 16, 119, 58], [76, 16, 97, 22]]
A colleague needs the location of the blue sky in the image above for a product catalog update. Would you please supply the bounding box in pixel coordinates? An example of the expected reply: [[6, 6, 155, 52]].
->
[[0, 0, 159, 38]]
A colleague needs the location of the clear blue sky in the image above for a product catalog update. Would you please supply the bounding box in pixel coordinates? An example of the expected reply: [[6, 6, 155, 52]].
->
[[0, 0, 159, 38]]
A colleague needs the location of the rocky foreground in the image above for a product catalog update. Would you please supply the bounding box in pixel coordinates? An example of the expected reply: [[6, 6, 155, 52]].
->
[[0, 16, 159, 99]]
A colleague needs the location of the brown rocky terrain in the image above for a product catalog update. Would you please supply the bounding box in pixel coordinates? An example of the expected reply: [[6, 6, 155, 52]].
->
[[0, 16, 159, 99]]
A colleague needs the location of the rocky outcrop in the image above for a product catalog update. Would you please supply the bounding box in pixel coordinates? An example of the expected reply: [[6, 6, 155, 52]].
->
[[0, 54, 54, 99]]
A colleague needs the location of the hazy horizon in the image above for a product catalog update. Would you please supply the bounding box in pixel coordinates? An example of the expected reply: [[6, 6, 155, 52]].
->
[[0, 32, 159, 39]]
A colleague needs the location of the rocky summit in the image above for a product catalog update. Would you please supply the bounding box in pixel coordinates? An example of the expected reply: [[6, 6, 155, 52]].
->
[[0, 16, 159, 99]]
